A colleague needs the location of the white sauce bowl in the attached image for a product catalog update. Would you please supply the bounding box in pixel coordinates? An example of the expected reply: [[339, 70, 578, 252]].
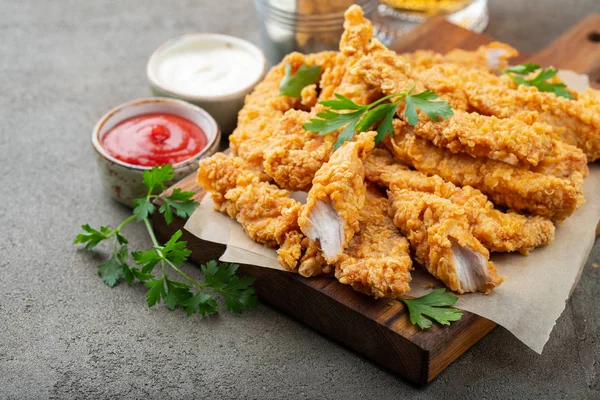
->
[[147, 34, 267, 134], [92, 97, 220, 206]]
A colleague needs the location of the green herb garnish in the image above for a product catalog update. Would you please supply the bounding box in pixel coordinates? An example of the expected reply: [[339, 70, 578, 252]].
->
[[398, 289, 463, 329], [503, 63, 573, 99], [304, 87, 453, 149], [74, 164, 258, 316], [279, 62, 322, 98]]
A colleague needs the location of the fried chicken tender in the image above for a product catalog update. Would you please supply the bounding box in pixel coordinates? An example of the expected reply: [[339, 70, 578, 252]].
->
[[397, 112, 588, 182], [298, 131, 375, 264], [263, 107, 338, 191], [229, 51, 339, 172], [263, 46, 380, 192], [418, 63, 600, 161], [404, 109, 558, 166], [341, 7, 599, 162], [335, 186, 413, 298], [387, 122, 585, 221], [197, 153, 304, 271], [400, 41, 518, 73], [351, 43, 577, 169], [365, 149, 555, 254], [388, 185, 503, 294]]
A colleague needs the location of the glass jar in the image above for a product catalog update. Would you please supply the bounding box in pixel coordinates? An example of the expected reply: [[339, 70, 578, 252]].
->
[[254, 0, 379, 65]]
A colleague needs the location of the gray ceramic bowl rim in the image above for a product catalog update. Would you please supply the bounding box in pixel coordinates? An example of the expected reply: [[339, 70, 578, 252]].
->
[[92, 97, 220, 171], [146, 33, 268, 103]]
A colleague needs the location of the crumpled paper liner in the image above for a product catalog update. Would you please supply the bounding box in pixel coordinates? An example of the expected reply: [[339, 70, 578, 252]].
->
[[184, 72, 600, 354]]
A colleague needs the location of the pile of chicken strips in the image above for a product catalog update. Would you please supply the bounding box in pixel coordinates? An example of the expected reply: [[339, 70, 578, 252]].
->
[[197, 6, 600, 298]]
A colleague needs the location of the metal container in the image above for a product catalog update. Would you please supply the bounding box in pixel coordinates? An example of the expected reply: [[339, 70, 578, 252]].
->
[[254, 0, 379, 65]]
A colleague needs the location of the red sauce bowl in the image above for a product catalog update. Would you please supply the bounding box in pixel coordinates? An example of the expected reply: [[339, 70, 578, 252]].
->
[[92, 97, 220, 206]]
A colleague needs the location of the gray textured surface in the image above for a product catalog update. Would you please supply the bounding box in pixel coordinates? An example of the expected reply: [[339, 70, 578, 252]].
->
[[1, 0, 599, 398]]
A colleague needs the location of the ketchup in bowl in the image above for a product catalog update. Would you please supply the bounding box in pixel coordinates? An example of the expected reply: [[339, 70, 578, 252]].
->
[[102, 113, 207, 167]]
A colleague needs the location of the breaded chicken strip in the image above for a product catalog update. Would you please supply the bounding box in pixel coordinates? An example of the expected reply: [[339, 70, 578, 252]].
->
[[395, 113, 588, 182], [197, 153, 303, 271], [388, 186, 503, 294], [263, 31, 382, 192], [365, 149, 555, 254], [229, 51, 339, 171], [387, 122, 585, 221], [263, 62, 381, 192], [298, 131, 375, 264], [351, 45, 576, 168], [418, 63, 600, 161], [264, 107, 338, 192], [341, 7, 599, 162], [399, 41, 518, 73], [335, 186, 413, 298], [403, 109, 557, 166]]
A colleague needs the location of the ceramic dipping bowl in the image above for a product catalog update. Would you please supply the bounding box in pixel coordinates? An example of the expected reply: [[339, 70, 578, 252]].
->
[[146, 33, 267, 135], [92, 97, 220, 206]]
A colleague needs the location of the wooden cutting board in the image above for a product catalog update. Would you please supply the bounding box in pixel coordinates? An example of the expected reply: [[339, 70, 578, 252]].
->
[[152, 14, 600, 386]]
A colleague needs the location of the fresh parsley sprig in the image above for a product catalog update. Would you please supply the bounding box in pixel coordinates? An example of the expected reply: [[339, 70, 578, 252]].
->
[[304, 87, 453, 149], [74, 164, 258, 316], [503, 63, 573, 99], [279, 62, 322, 98], [399, 289, 463, 329]]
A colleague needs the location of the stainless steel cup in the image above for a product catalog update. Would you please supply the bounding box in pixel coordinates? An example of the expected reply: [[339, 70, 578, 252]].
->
[[254, 0, 379, 65]]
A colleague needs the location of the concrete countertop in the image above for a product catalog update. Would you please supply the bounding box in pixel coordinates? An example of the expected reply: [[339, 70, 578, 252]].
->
[[1, 0, 598, 398]]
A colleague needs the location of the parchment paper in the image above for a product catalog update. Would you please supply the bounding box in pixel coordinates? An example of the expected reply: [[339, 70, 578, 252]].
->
[[183, 73, 600, 354], [186, 168, 599, 353]]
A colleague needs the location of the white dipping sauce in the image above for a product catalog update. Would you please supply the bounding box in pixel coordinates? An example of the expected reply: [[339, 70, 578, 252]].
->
[[156, 40, 263, 97]]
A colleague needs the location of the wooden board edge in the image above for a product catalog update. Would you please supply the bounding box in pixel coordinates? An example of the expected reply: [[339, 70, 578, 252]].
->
[[528, 13, 600, 87], [151, 197, 498, 385]]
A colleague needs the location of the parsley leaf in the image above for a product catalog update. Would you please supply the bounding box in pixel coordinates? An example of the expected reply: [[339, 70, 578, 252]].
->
[[116, 245, 134, 285], [131, 248, 161, 273], [158, 188, 197, 225], [145, 278, 166, 307], [164, 279, 193, 311], [74, 162, 256, 318], [73, 224, 112, 250], [398, 289, 463, 329], [143, 164, 174, 194], [133, 198, 156, 221], [184, 293, 218, 316], [503, 63, 574, 99], [304, 89, 453, 149], [97, 257, 123, 287], [202, 261, 258, 313], [404, 88, 454, 125], [279, 62, 321, 98], [162, 230, 191, 266], [503, 63, 540, 75]]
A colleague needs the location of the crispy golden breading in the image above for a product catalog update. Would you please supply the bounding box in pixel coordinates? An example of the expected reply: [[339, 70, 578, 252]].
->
[[197, 153, 303, 271], [418, 63, 600, 161], [335, 186, 413, 298], [400, 41, 518, 73], [388, 185, 503, 294], [388, 121, 585, 221], [263, 107, 337, 191], [394, 113, 588, 183], [365, 149, 555, 254], [298, 131, 375, 264], [263, 51, 380, 192], [404, 109, 557, 166], [342, 8, 600, 162], [195, 4, 594, 298], [297, 240, 331, 278], [229, 51, 339, 171], [352, 45, 577, 169]]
